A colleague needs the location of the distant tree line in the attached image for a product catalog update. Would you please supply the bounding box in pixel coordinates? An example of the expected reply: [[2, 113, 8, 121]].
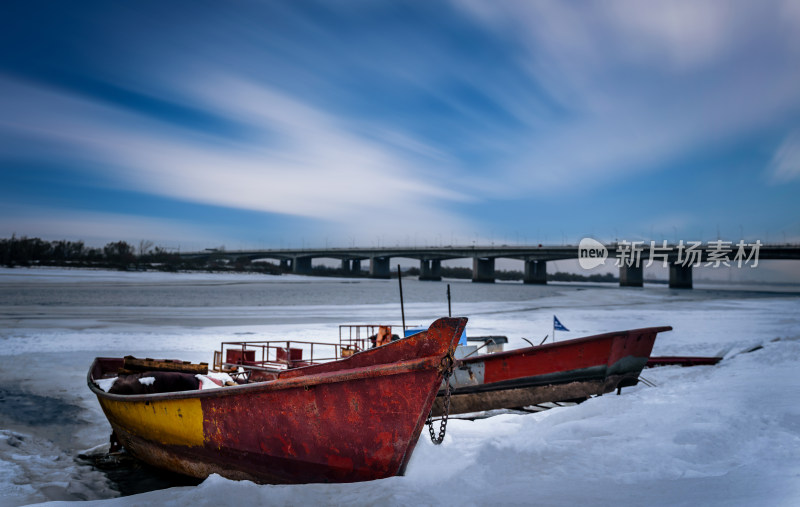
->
[[1, 235, 623, 283], [0, 236, 266, 273]]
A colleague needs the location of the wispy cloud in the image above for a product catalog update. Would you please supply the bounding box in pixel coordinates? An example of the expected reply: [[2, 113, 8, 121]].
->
[[768, 131, 800, 183], [0, 202, 228, 249], [0, 74, 474, 241], [452, 0, 800, 194], [1, 1, 798, 246]]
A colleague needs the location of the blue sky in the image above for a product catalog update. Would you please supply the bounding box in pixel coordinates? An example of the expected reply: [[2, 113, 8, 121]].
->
[[1, 0, 799, 252]]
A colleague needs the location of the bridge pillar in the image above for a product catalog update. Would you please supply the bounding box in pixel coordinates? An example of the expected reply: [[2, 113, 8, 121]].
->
[[472, 257, 495, 283], [370, 256, 391, 279], [293, 256, 312, 275], [419, 259, 442, 281], [352, 259, 361, 274], [341, 259, 351, 274], [619, 265, 643, 287], [523, 260, 547, 284], [669, 264, 693, 289]]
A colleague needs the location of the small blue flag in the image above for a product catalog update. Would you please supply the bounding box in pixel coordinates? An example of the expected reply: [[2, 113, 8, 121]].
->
[[553, 315, 569, 332]]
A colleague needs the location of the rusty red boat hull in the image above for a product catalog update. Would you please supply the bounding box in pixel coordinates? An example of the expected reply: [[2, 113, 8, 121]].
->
[[88, 317, 466, 484], [432, 326, 671, 416]]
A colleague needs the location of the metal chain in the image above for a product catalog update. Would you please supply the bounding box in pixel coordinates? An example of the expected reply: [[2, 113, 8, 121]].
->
[[427, 353, 454, 445]]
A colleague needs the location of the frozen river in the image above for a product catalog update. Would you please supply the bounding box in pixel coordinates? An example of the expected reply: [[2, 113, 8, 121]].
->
[[1, 267, 799, 506]]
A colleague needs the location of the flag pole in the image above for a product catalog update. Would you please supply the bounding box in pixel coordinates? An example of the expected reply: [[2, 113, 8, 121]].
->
[[397, 265, 406, 332], [553, 316, 568, 343]]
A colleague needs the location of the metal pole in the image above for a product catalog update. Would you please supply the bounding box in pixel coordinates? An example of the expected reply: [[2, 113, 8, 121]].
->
[[397, 264, 406, 332], [447, 284, 452, 317]]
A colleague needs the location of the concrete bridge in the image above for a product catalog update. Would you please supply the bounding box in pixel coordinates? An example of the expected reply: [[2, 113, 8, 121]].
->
[[184, 242, 800, 289]]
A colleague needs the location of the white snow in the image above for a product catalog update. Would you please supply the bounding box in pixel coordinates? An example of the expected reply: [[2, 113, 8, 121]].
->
[[195, 375, 221, 389], [0, 431, 116, 505], [0, 268, 798, 506], [205, 372, 235, 385], [195, 373, 235, 390], [137, 377, 155, 386], [94, 378, 117, 393]]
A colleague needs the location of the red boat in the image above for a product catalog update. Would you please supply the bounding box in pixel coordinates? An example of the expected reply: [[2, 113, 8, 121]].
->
[[430, 326, 672, 416], [88, 317, 466, 484]]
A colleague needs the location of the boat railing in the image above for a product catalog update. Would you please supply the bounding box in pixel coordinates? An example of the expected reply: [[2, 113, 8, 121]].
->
[[213, 340, 353, 373], [213, 325, 424, 374], [338, 323, 419, 350]]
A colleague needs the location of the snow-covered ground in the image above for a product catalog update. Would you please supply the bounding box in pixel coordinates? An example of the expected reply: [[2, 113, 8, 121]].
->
[[1, 268, 798, 506]]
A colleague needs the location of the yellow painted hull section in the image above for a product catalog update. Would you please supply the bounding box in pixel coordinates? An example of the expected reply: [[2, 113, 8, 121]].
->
[[99, 397, 204, 447]]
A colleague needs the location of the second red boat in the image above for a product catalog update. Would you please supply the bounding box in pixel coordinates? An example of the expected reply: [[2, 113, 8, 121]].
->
[[431, 326, 672, 416]]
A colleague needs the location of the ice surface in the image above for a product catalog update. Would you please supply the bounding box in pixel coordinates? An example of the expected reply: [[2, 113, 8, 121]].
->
[[0, 431, 116, 506], [0, 267, 336, 285], [0, 268, 798, 506]]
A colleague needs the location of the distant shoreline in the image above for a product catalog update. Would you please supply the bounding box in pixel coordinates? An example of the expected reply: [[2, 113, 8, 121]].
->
[[3, 236, 799, 287], [3, 265, 800, 293]]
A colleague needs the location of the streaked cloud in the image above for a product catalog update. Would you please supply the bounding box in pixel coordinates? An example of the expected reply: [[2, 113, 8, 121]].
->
[[0, 74, 473, 241], [768, 131, 800, 183], [0, 203, 227, 250], [452, 0, 800, 194], [1, 1, 798, 247]]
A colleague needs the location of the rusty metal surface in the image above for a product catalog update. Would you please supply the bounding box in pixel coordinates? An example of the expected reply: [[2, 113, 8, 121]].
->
[[433, 326, 671, 415], [432, 374, 640, 416], [433, 379, 598, 416], [89, 317, 467, 484]]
